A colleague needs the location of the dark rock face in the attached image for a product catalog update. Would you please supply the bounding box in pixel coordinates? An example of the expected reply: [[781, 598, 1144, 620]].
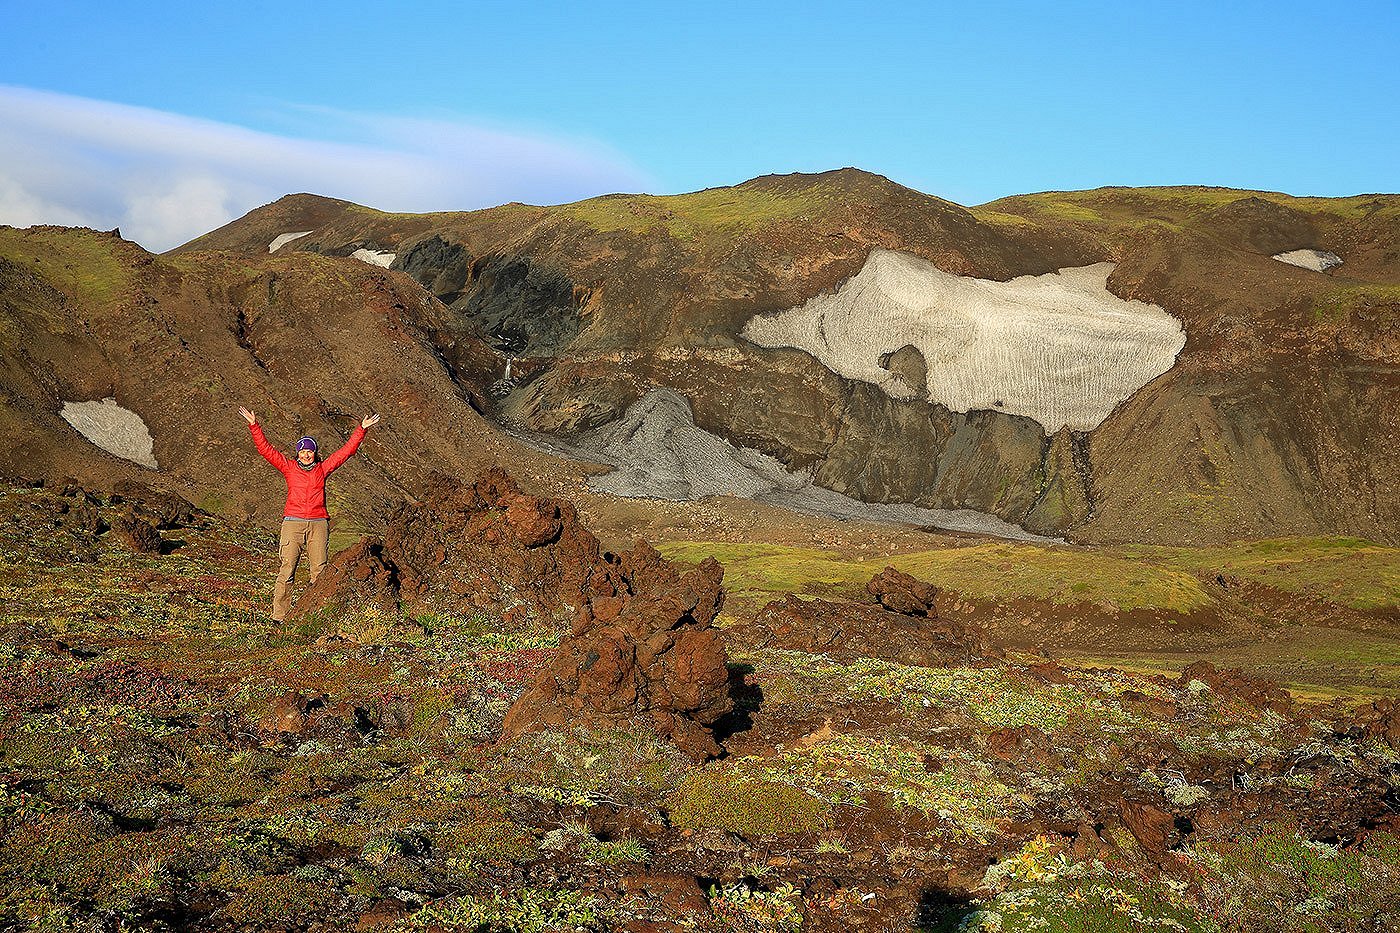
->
[[452, 254, 584, 356], [294, 468, 734, 758], [806, 381, 1053, 522], [395, 235, 474, 304]]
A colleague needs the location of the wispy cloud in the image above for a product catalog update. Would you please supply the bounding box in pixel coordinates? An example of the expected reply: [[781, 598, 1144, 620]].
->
[[0, 85, 652, 252]]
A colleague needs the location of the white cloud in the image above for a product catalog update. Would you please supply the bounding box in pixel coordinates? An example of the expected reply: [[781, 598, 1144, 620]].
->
[[0, 85, 652, 252], [0, 174, 89, 229]]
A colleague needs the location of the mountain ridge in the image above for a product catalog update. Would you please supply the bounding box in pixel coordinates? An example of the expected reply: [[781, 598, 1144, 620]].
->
[[7, 169, 1397, 546]]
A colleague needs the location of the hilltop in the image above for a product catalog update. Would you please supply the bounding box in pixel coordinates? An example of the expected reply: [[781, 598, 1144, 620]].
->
[[165, 170, 1399, 546]]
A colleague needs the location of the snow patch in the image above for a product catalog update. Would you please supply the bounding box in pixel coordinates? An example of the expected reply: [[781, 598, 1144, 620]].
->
[[742, 249, 1186, 433], [1273, 249, 1343, 272], [516, 388, 1057, 543], [59, 398, 158, 469], [352, 249, 395, 268], [268, 231, 312, 253]]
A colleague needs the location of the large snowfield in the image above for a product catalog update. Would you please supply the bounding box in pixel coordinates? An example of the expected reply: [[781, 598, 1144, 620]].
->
[[742, 250, 1187, 433]]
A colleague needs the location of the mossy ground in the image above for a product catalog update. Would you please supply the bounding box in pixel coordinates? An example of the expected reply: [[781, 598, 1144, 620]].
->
[[0, 226, 134, 311], [659, 539, 1215, 612], [1, 483, 1397, 931], [660, 536, 1400, 695], [979, 187, 1400, 230]]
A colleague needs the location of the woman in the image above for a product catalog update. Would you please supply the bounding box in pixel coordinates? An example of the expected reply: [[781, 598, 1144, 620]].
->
[[239, 406, 380, 622]]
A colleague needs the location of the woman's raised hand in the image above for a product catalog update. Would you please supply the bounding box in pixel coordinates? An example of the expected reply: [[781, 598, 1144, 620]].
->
[[238, 407, 257, 426], [361, 413, 380, 429]]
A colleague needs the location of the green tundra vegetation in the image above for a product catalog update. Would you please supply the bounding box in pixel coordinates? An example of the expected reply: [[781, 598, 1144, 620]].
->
[[1, 483, 1398, 931]]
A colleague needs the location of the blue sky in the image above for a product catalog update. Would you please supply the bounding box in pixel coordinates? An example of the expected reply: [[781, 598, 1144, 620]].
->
[[2, 0, 1396, 250]]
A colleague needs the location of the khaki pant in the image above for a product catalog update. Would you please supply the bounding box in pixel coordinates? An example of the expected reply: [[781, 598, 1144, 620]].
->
[[273, 518, 328, 621]]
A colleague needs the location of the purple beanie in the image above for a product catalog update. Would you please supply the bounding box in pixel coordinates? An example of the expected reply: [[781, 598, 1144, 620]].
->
[[295, 436, 317, 452]]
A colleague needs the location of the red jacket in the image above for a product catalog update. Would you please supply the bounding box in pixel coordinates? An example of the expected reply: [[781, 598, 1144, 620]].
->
[[250, 423, 365, 520]]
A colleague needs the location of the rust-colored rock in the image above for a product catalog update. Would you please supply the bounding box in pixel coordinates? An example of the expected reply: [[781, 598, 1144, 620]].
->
[[296, 468, 605, 624], [745, 589, 998, 667], [503, 551, 732, 760], [1345, 697, 1400, 749], [1178, 661, 1293, 714], [1119, 800, 1179, 854], [866, 566, 939, 617], [294, 468, 733, 758], [111, 512, 163, 553]]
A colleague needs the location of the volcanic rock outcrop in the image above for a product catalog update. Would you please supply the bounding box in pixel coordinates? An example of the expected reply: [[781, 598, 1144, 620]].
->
[[294, 468, 734, 758], [0, 478, 204, 562], [1176, 660, 1294, 716], [1345, 697, 1400, 750], [744, 567, 998, 668], [500, 547, 733, 760]]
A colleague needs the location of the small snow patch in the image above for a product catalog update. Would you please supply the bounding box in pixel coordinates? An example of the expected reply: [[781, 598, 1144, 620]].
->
[[60, 398, 158, 469], [1273, 249, 1343, 272], [268, 231, 312, 253], [352, 249, 395, 268]]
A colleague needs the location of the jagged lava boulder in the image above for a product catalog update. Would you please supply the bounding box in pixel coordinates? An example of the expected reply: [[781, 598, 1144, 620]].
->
[[501, 544, 733, 760], [1344, 697, 1400, 749], [294, 467, 734, 758], [1177, 660, 1294, 715], [866, 565, 939, 616], [746, 566, 999, 667]]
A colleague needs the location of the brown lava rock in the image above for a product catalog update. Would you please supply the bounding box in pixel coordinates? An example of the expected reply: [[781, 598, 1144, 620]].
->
[[501, 545, 733, 760], [1119, 799, 1180, 855], [1178, 660, 1293, 714], [866, 566, 938, 616], [1345, 697, 1400, 749], [744, 567, 999, 667], [294, 467, 734, 758], [111, 511, 163, 553]]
